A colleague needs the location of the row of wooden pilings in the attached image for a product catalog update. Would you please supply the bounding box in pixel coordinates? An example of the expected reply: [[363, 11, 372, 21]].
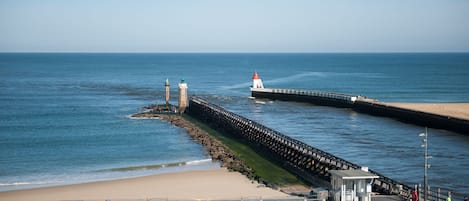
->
[[187, 96, 413, 198]]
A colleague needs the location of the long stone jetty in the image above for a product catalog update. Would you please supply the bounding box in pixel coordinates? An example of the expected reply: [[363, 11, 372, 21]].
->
[[187, 96, 413, 198]]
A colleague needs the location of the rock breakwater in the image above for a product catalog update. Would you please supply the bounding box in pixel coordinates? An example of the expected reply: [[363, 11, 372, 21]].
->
[[131, 111, 256, 180]]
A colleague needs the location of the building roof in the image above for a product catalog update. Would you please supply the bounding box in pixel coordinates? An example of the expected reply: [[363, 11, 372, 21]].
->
[[252, 71, 260, 80], [329, 170, 379, 180]]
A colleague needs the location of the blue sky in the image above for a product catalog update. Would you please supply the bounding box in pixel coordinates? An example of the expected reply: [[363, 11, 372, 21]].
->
[[1, 0, 468, 52]]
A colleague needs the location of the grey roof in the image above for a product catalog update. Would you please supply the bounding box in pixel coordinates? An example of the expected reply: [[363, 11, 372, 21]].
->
[[329, 170, 379, 180]]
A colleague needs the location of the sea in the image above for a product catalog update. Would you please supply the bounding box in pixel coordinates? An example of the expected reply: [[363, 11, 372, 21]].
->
[[0, 53, 468, 193]]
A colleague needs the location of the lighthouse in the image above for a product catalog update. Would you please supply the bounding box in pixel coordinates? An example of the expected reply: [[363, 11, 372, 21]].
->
[[178, 79, 188, 114], [165, 78, 170, 105], [251, 71, 264, 90]]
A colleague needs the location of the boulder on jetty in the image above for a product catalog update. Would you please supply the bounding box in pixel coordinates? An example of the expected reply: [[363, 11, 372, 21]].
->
[[131, 108, 256, 180]]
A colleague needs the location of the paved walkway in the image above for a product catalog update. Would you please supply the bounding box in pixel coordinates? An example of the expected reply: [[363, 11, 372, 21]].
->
[[382, 102, 469, 121]]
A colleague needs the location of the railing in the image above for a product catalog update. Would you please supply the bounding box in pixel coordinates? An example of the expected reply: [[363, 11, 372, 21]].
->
[[417, 186, 469, 201], [253, 88, 359, 103], [188, 97, 413, 198], [250, 89, 468, 197]]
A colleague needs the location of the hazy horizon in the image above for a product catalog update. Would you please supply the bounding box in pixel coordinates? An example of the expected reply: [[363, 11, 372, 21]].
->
[[1, 0, 469, 53], [2, 51, 469, 54]]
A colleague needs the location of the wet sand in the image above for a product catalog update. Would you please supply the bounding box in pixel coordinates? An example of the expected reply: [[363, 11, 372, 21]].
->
[[0, 168, 290, 201]]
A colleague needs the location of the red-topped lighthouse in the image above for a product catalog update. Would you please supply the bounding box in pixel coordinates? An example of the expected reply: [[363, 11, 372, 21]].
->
[[251, 71, 264, 90]]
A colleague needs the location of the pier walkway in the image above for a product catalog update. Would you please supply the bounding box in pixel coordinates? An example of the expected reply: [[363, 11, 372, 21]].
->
[[251, 88, 358, 108], [380, 102, 469, 121], [187, 97, 413, 199], [251, 88, 469, 134]]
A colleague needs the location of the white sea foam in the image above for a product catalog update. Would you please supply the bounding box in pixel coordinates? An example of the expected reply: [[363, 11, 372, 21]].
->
[[220, 72, 328, 90], [220, 81, 252, 90], [255, 100, 266, 104], [185, 158, 212, 165], [0, 180, 63, 187], [101, 158, 214, 173], [264, 72, 327, 85], [126, 114, 160, 120], [0, 159, 217, 192], [221, 72, 387, 91]]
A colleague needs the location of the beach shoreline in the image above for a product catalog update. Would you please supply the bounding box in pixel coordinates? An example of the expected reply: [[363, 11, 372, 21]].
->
[[0, 110, 296, 201], [0, 168, 290, 201], [131, 110, 310, 194], [132, 111, 256, 178], [6, 101, 465, 200]]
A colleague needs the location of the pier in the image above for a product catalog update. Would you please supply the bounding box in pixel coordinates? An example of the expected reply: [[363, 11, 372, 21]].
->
[[147, 75, 466, 200], [249, 71, 469, 135], [187, 97, 413, 198], [251, 88, 358, 108], [251, 87, 469, 135]]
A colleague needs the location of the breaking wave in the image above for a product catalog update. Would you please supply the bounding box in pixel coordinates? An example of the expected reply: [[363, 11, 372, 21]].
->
[[0, 180, 63, 187], [101, 158, 214, 172], [126, 114, 160, 120]]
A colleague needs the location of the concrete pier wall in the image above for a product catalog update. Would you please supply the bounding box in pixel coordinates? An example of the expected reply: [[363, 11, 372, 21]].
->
[[187, 96, 412, 197], [252, 88, 469, 135], [353, 101, 469, 134], [252, 88, 355, 108]]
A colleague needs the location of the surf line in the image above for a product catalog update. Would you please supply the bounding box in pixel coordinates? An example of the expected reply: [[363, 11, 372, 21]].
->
[[100, 159, 214, 172], [130, 111, 255, 179]]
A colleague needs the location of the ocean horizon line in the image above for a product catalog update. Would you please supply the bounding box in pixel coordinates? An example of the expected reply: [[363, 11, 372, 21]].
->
[[1, 51, 469, 54]]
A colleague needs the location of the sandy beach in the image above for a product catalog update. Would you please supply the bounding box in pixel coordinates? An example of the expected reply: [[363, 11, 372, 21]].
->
[[383, 102, 469, 120], [0, 168, 290, 201]]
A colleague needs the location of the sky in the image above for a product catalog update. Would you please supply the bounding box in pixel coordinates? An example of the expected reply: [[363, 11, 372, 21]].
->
[[1, 0, 469, 53]]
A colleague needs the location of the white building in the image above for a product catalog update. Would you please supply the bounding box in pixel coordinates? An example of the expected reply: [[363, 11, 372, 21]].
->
[[251, 71, 264, 90], [329, 169, 379, 201]]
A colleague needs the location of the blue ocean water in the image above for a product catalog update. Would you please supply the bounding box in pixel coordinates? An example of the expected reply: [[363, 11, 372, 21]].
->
[[0, 53, 468, 192]]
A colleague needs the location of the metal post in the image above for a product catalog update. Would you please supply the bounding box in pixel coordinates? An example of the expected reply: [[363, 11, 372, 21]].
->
[[419, 184, 422, 201], [419, 128, 431, 201], [424, 131, 428, 201]]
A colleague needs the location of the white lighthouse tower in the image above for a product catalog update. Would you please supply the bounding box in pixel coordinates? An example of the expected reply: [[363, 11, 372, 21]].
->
[[165, 78, 170, 105], [251, 71, 264, 90], [178, 79, 188, 114]]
